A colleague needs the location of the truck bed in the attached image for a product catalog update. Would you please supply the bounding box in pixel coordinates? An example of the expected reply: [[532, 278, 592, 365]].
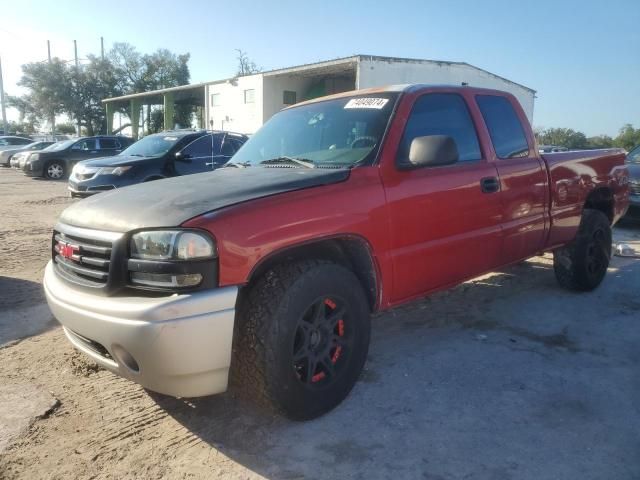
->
[[542, 148, 628, 248]]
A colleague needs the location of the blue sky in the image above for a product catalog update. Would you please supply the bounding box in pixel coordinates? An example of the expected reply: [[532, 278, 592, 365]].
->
[[1, 0, 638, 136]]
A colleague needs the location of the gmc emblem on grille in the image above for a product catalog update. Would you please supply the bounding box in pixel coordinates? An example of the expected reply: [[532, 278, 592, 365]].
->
[[57, 241, 79, 259]]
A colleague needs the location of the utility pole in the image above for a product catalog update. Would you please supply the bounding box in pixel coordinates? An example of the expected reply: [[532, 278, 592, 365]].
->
[[101, 37, 104, 60], [47, 40, 55, 137], [74, 40, 81, 137], [0, 57, 8, 136]]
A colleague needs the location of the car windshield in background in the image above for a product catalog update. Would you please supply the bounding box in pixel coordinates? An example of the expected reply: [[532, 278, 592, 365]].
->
[[44, 139, 75, 151], [229, 93, 399, 168], [120, 134, 181, 157]]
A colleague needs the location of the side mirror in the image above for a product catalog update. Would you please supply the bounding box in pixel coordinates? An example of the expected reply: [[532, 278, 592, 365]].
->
[[175, 151, 192, 162], [402, 135, 459, 169]]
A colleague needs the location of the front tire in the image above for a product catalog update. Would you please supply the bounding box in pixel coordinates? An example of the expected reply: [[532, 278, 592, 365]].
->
[[553, 209, 612, 291], [44, 161, 65, 180], [232, 260, 371, 420]]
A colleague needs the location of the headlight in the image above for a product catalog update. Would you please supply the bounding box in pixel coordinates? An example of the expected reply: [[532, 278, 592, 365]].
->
[[128, 230, 217, 290], [98, 166, 132, 176], [130, 230, 216, 260], [30, 153, 39, 161]]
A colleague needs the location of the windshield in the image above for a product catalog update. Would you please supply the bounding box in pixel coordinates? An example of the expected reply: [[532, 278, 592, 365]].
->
[[627, 145, 640, 164], [120, 134, 181, 157], [44, 139, 75, 151], [229, 93, 399, 168]]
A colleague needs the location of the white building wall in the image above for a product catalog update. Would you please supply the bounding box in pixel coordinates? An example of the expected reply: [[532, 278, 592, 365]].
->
[[357, 58, 535, 122], [262, 75, 315, 125], [207, 74, 264, 134]]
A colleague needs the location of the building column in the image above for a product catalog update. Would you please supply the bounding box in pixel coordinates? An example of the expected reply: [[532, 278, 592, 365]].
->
[[105, 102, 114, 134], [130, 99, 141, 139], [163, 92, 174, 130]]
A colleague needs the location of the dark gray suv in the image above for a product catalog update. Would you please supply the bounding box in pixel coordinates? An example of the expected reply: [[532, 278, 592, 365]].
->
[[22, 135, 135, 180]]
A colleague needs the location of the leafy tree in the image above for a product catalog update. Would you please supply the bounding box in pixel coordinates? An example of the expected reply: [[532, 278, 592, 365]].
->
[[535, 127, 588, 149], [11, 43, 192, 135], [613, 124, 640, 150], [236, 49, 262, 76], [56, 122, 77, 135], [586, 135, 614, 149], [16, 59, 72, 133]]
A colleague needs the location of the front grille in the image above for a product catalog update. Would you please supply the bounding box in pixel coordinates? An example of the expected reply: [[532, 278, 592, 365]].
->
[[630, 183, 640, 196], [53, 229, 114, 287]]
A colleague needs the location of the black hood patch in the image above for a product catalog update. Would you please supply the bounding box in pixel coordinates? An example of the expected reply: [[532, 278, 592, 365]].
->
[[59, 167, 350, 232]]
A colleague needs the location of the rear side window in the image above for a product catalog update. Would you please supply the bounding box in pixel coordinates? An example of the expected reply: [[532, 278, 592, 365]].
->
[[181, 135, 212, 157], [99, 138, 118, 150], [73, 139, 97, 150], [221, 138, 243, 156], [476, 95, 529, 159], [398, 93, 481, 164]]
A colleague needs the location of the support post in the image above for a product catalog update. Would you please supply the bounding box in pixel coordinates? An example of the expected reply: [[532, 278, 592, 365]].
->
[[130, 99, 141, 139], [105, 102, 114, 135], [0, 57, 7, 135], [163, 92, 174, 130]]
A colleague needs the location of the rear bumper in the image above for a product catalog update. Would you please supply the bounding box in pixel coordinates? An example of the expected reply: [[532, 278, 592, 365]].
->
[[43, 261, 239, 397]]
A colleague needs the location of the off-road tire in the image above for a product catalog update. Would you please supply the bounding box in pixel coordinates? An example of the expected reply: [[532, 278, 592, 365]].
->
[[231, 260, 371, 420], [44, 160, 65, 180], [553, 209, 612, 291]]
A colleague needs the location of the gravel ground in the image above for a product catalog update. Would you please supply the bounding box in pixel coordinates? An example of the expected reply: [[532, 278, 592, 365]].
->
[[0, 167, 639, 480]]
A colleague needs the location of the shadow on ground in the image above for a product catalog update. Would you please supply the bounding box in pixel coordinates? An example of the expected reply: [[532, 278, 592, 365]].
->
[[148, 258, 640, 479], [0, 276, 56, 346]]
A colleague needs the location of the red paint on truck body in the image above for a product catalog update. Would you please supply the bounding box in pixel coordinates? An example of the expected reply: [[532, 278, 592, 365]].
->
[[183, 86, 629, 310]]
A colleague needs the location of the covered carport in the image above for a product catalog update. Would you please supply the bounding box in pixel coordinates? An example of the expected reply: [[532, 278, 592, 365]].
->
[[103, 83, 207, 139]]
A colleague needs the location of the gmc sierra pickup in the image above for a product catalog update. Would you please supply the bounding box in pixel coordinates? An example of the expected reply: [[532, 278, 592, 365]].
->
[[44, 85, 629, 420]]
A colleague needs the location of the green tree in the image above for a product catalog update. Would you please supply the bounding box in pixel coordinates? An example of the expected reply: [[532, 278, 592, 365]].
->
[[56, 122, 77, 135], [11, 43, 192, 135], [16, 59, 72, 132], [613, 124, 640, 150], [586, 135, 614, 149], [535, 127, 588, 149]]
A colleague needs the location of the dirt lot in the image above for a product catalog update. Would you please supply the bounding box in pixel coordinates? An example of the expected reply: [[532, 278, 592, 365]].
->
[[0, 167, 639, 480]]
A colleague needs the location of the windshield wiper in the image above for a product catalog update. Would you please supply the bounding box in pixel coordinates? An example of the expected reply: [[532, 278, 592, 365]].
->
[[128, 154, 145, 157], [259, 156, 315, 168]]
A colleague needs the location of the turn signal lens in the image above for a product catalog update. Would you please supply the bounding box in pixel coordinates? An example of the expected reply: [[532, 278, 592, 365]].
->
[[130, 272, 203, 288]]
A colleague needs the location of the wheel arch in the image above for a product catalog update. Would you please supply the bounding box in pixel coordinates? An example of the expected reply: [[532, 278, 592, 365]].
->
[[245, 235, 381, 311], [584, 187, 614, 224]]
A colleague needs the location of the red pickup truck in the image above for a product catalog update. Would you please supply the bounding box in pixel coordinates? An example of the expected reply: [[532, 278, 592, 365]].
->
[[44, 85, 629, 420]]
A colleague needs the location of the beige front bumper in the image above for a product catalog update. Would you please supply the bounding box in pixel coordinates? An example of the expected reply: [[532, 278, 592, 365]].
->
[[43, 261, 238, 397]]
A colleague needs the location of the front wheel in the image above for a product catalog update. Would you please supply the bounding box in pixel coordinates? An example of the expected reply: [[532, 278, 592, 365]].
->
[[232, 260, 371, 420], [44, 161, 65, 180], [553, 209, 612, 291]]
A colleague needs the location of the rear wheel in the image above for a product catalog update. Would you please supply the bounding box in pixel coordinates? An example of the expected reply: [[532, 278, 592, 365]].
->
[[44, 161, 65, 180], [553, 209, 612, 291], [232, 260, 371, 420]]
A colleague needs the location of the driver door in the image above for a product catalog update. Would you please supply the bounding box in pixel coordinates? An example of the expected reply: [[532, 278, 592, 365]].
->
[[382, 92, 504, 303], [173, 135, 215, 176]]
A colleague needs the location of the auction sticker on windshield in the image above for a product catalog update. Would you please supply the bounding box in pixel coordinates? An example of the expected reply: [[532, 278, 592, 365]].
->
[[344, 98, 389, 109]]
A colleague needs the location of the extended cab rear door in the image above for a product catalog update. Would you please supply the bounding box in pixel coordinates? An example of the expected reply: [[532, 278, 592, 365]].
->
[[475, 95, 549, 264], [381, 90, 503, 303]]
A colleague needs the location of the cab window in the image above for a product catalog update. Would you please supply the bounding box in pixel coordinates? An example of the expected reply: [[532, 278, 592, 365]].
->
[[397, 93, 482, 165], [476, 95, 529, 159]]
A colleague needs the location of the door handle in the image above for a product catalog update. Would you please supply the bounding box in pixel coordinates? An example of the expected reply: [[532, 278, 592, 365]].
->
[[481, 176, 500, 193]]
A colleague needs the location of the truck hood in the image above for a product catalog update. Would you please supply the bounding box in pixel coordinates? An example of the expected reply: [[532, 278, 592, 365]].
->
[[59, 166, 351, 232]]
